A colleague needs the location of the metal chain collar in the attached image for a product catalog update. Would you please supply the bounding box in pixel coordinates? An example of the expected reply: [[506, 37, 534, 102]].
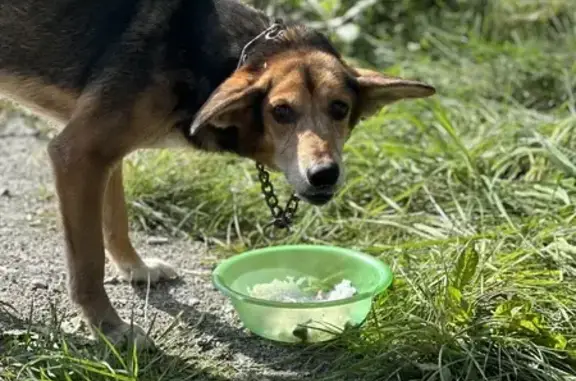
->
[[233, 21, 298, 238], [237, 18, 286, 70], [238, 21, 299, 238], [256, 162, 300, 238]]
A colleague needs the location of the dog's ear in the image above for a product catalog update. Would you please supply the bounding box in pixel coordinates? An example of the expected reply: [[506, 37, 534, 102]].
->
[[190, 70, 267, 135], [351, 67, 435, 118]]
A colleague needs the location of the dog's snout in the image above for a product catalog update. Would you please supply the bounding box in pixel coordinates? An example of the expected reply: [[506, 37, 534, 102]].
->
[[306, 162, 340, 187]]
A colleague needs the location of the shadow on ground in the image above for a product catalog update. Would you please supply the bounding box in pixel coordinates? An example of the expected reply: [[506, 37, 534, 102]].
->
[[1, 282, 357, 381], [131, 280, 357, 380], [1, 306, 237, 381]]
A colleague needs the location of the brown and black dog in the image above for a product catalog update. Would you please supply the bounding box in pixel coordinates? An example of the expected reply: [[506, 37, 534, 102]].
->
[[0, 0, 435, 347]]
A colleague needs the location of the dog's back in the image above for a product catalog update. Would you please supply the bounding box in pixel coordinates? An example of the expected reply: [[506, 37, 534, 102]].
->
[[0, 0, 153, 121], [0, 0, 268, 122], [0, 0, 143, 90]]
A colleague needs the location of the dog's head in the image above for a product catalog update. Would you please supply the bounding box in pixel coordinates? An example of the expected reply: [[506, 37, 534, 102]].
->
[[190, 26, 435, 205]]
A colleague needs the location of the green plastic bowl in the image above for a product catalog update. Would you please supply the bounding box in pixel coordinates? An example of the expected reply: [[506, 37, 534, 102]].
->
[[212, 244, 393, 343]]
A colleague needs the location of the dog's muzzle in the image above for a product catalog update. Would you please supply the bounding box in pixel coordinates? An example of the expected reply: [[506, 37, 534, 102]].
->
[[297, 162, 340, 205]]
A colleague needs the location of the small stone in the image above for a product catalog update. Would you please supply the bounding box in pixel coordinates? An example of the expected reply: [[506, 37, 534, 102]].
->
[[61, 316, 84, 334], [31, 279, 48, 290], [4, 329, 35, 338], [233, 353, 251, 364], [0, 188, 11, 197], [147, 236, 169, 245], [187, 297, 200, 307], [197, 336, 214, 352], [104, 276, 121, 285]]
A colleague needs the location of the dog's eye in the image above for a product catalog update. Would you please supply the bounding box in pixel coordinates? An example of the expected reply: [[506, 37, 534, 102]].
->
[[329, 100, 350, 121], [272, 104, 297, 124]]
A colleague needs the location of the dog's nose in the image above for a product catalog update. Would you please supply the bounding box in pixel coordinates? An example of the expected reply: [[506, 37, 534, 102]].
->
[[306, 162, 340, 188]]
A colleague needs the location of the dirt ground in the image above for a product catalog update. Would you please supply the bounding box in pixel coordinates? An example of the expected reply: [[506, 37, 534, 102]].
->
[[0, 110, 344, 380]]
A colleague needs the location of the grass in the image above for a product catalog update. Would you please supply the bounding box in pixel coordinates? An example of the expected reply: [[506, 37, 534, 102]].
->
[[2, 0, 576, 380]]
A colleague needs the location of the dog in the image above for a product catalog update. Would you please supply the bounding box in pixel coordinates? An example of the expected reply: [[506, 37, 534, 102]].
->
[[0, 0, 435, 348]]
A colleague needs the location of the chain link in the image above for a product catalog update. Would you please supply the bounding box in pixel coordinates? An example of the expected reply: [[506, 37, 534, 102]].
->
[[237, 19, 285, 70], [238, 20, 296, 239], [256, 162, 300, 237]]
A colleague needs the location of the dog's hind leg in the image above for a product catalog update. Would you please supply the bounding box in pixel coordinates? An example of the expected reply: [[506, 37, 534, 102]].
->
[[103, 162, 177, 283]]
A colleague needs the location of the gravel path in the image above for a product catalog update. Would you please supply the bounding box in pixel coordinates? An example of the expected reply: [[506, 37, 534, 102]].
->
[[0, 110, 342, 380]]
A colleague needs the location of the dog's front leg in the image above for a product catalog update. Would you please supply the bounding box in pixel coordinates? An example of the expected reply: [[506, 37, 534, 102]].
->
[[47, 106, 153, 349], [103, 162, 177, 283]]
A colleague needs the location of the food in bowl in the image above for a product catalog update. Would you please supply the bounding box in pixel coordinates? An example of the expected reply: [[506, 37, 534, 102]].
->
[[248, 276, 357, 303], [246, 276, 359, 342]]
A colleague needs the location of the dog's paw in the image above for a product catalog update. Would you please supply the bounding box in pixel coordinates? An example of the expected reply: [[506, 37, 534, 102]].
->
[[96, 321, 156, 351], [118, 257, 178, 284]]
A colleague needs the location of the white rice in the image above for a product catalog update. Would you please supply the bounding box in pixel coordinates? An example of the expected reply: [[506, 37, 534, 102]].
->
[[248, 276, 357, 303]]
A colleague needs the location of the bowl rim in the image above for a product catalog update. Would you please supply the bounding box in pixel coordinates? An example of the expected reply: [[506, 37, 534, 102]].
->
[[212, 244, 394, 309]]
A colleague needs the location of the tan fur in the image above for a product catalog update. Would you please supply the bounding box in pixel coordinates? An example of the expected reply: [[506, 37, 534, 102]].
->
[[195, 51, 355, 175], [264, 52, 353, 170], [0, 72, 187, 149], [103, 163, 143, 268], [0, 73, 79, 124]]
